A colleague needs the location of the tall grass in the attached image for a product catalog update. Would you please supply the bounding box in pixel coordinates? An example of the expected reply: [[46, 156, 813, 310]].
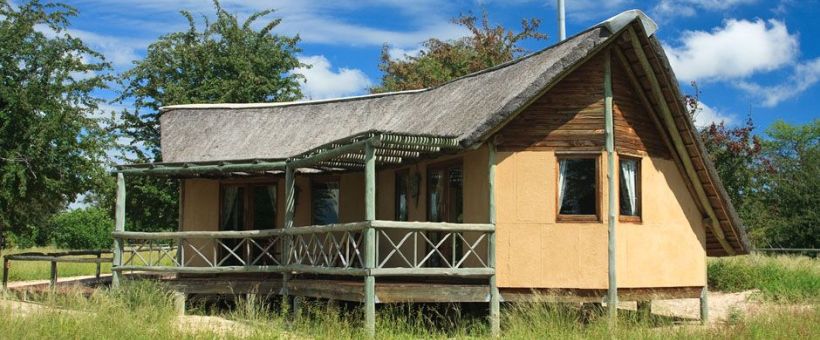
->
[[708, 254, 819, 302]]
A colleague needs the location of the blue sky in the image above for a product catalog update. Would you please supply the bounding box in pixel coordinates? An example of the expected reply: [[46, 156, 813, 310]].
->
[[28, 0, 820, 131]]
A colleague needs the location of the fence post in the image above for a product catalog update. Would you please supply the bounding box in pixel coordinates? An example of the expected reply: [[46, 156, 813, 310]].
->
[[112, 173, 126, 289], [2, 257, 9, 289], [49, 260, 58, 289], [364, 141, 377, 337], [282, 164, 295, 316], [95, 252, 102, 280]]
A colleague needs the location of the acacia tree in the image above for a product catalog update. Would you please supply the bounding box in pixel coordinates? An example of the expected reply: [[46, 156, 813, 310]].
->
[[0, 0, 111, 248], [114, 0, 304, 231], [373, 11, 547, 93]]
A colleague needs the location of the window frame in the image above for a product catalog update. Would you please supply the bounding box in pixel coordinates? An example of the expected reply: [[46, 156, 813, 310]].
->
[[309, 176, 341, 226], [218, 180, 279, 231], [394, 169, 410, 221], [425, 159, 464, 223], [555, 154, 601, 223], [618, 155, 642, 223]]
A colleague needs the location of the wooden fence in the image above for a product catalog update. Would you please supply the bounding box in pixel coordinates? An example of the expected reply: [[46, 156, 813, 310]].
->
[[2, 250, 111, 289]]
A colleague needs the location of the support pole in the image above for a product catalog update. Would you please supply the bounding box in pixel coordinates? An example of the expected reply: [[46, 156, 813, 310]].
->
[[700, 286, 709, 324], [2, 257, 9, 289], [174, 291, 186, 316], [604, 49, 618, 325], [95, 252, 102, 280], [49, 260, 57, 289], [364, 141, 377, 337], [557, 0, 566, 41], [282, 165, 295, 316], [488, 141, 500, 337], [112, 173, 125, 289]]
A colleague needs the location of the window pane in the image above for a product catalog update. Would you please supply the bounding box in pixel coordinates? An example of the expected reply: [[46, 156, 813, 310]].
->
[[558, 159, 596, 215], [619, 159, 639, 216], [253, 185, 277, 228], [312, 181, 339, 225], [221, 186, 245, 231], [395, 172, 409, 221], [448, 167, 464, 223], [428, 169, 445, 222]]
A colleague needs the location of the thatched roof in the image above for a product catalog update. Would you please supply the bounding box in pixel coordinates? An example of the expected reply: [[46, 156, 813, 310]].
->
[[152, 10, 749, 256]]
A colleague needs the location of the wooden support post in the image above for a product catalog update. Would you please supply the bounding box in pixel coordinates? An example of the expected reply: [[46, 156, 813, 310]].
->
[[637, 301, 651, 319], [364, 141, 377, 337], [112, 173, 125, 289], [49, 260, 58, 289], [488, 141, 500, 337], [2, 257, 10, 289], [604, 49, 618, 325], [282, 165, 295, 316], [95, 252, 102, 280], [174, 291, 186, 316], [700, 286, 709, 324]]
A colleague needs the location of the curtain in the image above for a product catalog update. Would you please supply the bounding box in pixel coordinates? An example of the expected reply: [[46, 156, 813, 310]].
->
[[267, 185, 277, 224], [621, 160, 638, 215], [558, 159, 569, 212], [221, 186, 239, 230]]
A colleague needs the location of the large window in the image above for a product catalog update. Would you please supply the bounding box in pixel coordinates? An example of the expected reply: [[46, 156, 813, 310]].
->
[[619, 157, 641, 221], [395, 170, 409, 221], [557, 156, 599, 222], [426, 161, 463, 267], [311, 180, 340, 225], [220, 183, 277, 265]]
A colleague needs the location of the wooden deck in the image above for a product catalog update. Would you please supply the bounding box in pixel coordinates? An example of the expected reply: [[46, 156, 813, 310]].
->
[[163, 275, 702, 304]]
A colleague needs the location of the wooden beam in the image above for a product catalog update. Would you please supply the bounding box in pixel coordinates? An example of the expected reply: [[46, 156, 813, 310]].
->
[[700, 286, 709, 324], [604, 49, 618, 324], [625, 28, 734, 255], [370, 221, 494, 232], [369, 267, 494, 277], [488, 141, 500, 337], [117, 161, 286, 176], [283, 165, 295, 314], [364, 141, 377, 337], [112, 173, 125, 289]]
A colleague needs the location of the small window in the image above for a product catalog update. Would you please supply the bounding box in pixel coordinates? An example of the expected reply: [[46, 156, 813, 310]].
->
[[311, 181, 339, 225], [619, 157, 641, 221], [395, 170, 409, 221], [557, 157, 598, 221]]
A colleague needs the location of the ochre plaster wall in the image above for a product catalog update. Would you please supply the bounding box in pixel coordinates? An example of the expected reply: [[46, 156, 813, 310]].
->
[[494, 149, 706, 288], [180, 178, 220, 267]]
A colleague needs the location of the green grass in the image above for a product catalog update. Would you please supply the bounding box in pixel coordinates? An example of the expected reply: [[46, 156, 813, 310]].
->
[[708, 254, 820, 302], [1, 281, 817, 339]]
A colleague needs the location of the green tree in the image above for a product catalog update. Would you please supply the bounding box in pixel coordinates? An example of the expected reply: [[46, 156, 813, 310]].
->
[[0, 0, 111, 248], [759, 120, 819, 249], [47, 207, 114, 249], [114, 0, 304, 231], [373, 11, 547, 93]]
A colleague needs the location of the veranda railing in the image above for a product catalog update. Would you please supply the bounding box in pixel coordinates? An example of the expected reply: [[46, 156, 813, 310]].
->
[[111, 220, 494, 278]]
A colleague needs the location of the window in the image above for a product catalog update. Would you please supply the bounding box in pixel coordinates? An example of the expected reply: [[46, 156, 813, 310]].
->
[[426, 161, 463, 267], [220, 183, 277, 265], [557, 156, 599, 221], [311, 180, 340, 225], [395, 170, 409, 221], [619, 157, 641, 221]]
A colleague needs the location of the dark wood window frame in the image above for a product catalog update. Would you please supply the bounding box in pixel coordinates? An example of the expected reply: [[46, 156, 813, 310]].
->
[[218, 180, 279, 230], [394, 169, 410, 221], [309, 176, 341, 226], [618, 155, 642, 223], [555, 154, 601, 223], [425, 158, 464, 223]]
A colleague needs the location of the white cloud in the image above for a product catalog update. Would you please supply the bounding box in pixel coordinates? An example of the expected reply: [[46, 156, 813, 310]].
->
[[693, 101, 735, 128], [387, 46, 424, 60], [735, 57, 820, 107], [653, 0, 757, 18], [295, 55, 372, 100], [664, 19, 797, 82], [67, 29, 147, 68]]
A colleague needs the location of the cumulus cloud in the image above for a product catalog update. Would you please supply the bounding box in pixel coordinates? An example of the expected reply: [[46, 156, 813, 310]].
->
[[664, 19, 797, 82], [653, 0, 757, 18], [736, 57, 820, 107], [692, 101, 735, 128], [295, 55, 372, 100]]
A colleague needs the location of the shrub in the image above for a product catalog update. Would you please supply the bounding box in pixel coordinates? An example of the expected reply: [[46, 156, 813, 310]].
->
[[47, 208, 114, 250], [708, 254, 820, 302]]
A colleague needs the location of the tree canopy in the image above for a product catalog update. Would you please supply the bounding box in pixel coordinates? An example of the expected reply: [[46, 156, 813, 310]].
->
[[372, 11, 547, 93], [0, 0, 111, 247], [113, 0, 305, 231]]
